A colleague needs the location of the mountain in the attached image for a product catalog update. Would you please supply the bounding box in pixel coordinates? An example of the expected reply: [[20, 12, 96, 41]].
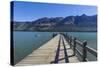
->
[[74, 14, 97, 26], [12, 14, 97, 32]]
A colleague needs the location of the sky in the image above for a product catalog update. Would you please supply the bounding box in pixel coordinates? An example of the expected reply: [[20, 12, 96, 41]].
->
[[11, 1, 97, 22]]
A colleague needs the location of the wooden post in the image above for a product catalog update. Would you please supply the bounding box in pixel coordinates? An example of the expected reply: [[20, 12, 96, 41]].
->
[[82, 40, 87, 62], [68, 36, 70, 43], [66, 33, 68, 42], [73, 38, 76, 56], [66, 33, 68, 37], [69, 36, 70, 43], [69, 36, 72, 48], [53, 33, 55, 37]]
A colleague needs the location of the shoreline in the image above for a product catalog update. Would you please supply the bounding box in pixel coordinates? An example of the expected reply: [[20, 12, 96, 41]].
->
[[13, 30, 97, 32]]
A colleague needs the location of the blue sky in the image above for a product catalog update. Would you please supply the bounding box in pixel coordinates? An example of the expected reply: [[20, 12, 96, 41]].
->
[[12, 1, 97, 22]]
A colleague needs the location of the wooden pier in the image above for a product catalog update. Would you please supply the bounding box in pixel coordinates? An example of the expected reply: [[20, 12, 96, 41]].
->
[[15, 33, 97, 66]]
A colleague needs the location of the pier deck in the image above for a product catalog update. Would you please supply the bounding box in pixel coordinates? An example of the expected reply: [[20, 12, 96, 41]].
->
[[16, 34, 79, 66]]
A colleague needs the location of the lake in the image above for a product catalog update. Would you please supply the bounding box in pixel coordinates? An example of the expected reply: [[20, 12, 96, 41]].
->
[[13, 31, 97, 64], [13, 32, 53, 64], [67, 32, 97, 50]]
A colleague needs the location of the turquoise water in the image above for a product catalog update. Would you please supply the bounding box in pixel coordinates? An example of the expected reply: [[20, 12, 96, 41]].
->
[[13, 32, 53, 64], [13, 32, 97, 64], [67, 32, 97, 50]]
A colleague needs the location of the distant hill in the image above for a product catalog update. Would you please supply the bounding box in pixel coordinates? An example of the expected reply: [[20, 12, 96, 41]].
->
[[12, 14, 97, 32]]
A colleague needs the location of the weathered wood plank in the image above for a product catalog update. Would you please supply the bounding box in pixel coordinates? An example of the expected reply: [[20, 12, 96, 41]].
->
[[16, 34, 79, 66]]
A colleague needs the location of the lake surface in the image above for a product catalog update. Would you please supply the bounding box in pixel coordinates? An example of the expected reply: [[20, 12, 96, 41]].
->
[[13, 32, 53, 64], [67, 32, 97, 50], [13, 31, 97, 64]]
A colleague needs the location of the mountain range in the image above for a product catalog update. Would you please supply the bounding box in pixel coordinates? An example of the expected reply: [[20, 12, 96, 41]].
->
[[12, 14, 97, 32]]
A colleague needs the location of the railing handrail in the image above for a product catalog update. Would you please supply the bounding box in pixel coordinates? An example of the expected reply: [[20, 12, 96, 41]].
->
[[75, 40, 83, 47], [75, 38, 97, 57], [63, 33, 97, 62], [86, 46, 97, 57]]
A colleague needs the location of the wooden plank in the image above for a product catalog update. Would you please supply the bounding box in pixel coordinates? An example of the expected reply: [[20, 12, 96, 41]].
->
[[62, 35, 79, 63], [16, 34, 79, 66]]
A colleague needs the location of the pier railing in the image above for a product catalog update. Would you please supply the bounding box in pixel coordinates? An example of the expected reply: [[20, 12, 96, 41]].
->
[[63, 33, 97, 62]]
